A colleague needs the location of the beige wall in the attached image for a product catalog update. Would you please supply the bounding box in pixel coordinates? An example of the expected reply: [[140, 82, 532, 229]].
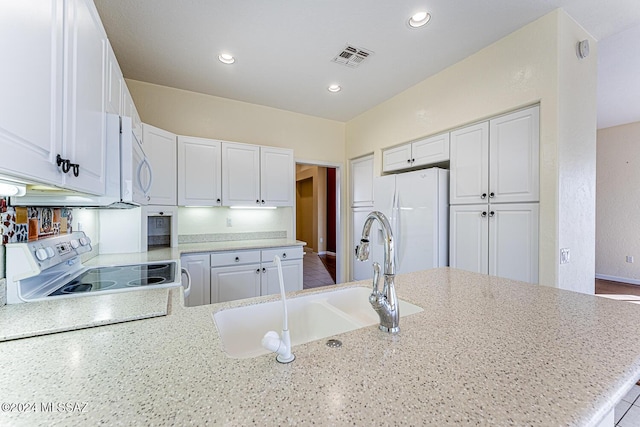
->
[[596, 121, 640, 283], [345, 10, 597, 291]]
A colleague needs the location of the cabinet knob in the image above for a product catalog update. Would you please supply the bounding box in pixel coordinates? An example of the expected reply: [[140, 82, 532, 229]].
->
[[481, 211, 487, 218], [256, 269, 260, 274], [261, 200, 265, 204], [282, 253, 287, 259], [489, 192, 495, 198], [147, 196, 151, 201], [256, 199, 260, 204], [489, 211, 495, 217], [406, 159, 411, 163], [411, 158, 415, 163], [481, 193, 487, 199], [235, 257, 239, 262], [216, 198, 221, 203], [262, 267, 266, 273]]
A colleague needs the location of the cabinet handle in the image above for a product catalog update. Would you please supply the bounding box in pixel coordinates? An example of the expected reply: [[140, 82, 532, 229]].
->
[[235, 257, 239, 262], [481, 193, 487, 199], [56, 154, 71, 173], [489, 192, 495, 198], [481, 211, 487, 218], [282, 253, 287, 259], [71, 163, 79, 177], [489, 211, 495, 217]]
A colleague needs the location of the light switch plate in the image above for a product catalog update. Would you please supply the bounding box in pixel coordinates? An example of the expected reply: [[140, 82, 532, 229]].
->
[[560, 248, 570, 264]]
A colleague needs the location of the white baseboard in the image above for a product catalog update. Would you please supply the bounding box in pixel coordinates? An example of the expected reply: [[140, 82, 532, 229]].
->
[[595, 274, 640, 286]]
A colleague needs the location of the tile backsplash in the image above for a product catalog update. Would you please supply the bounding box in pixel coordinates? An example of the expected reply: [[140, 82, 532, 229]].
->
[[0, 198, 73, 244]]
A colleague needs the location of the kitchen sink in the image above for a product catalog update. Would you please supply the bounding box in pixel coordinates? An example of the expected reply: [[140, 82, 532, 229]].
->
[[212, 286, 423, 358]]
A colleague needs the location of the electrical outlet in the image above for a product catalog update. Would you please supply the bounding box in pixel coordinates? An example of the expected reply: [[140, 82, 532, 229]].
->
[[560, 248, 570, 264], [226, 218, 232, 227], [320, 237, 324, 243], [627, 256, 634, 263]]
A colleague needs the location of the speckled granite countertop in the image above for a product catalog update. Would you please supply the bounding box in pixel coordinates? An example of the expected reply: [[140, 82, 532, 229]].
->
[[0, 288, 170, 341], [2, 268, 640, 426], [85, 238, 306, 266]]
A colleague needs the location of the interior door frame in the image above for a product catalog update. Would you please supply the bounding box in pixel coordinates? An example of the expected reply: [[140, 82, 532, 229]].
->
[[295, 158, 344, 284]]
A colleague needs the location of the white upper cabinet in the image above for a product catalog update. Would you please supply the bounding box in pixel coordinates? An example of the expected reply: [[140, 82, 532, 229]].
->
[[122, 84, 142, 144], [105, 42, 123, 115], [222, 142, 293, 207], [177, 136, 222, 206], [260, 146, 294, 206], [450, 122, 490, 205], [489, 106, 540, 204], [0, 0, 64, 185], [450, 106, 539, 205], [143, 124, 177, 205], [61, 0, 107, 195], [0, 0, 107, 193], [350, 154, 374, 207], [383, 132, 450, 172]]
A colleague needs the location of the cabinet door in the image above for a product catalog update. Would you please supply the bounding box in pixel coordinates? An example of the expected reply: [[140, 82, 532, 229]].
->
[[211, 264, 261, 304], [449, 205, 489, 274], [450, 122, 489, 205], [352, 208, 372, 281], [221, 142, 260, 206], [412, 132, 450, 168], [489, 106, 540, 203], [262, 260, 303, 296], [181, 254, 211, 307], [62, 0, 107, 195], [0, 0, 64, 186], [143, 124, 177, 205], [382, 144, 412, 172], [260, 146, 294, 206], [350, 154, 374, 207], [177, 136, 222, 206], [105, 43, 123, 115], [122, 84, 142, 144], [489, 203, 539, 284]]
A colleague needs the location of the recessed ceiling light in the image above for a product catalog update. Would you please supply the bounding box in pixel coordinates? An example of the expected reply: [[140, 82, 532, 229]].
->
[[218, 53, 235, 64], [328, 84, 341, 93], [408, 11, 431, 28]]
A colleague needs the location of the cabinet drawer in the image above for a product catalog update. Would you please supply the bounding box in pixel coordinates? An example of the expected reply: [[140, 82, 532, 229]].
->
[[211, 250, 261, 267], [261, 246, 303, 263]]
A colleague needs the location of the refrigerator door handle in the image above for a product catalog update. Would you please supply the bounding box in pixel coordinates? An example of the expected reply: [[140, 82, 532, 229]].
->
[[393, 187, 401, 271]]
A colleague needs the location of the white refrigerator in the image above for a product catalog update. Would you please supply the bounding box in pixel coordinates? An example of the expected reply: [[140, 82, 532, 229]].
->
[[365, 168, 449, 275]]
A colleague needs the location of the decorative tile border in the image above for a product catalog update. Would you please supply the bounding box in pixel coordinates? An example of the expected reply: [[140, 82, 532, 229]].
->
[[178, 231, 287, 244], [0, 198, 74, 244]]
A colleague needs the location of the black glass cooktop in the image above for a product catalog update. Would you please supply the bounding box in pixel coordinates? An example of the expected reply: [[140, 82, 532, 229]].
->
[[48, 263, 176, 296]]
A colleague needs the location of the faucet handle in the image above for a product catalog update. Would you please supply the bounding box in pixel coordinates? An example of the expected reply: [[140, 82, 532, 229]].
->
[[372, 262, 381, 295]]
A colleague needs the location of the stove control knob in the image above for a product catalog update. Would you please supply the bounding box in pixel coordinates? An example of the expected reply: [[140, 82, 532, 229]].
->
[[79, 237, 91, 246], [70, 240, 80, 249], [35, 248, 48, 261], [45, 247, 55, 258]]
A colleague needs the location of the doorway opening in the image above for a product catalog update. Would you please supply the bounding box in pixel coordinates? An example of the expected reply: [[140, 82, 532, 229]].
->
[[295, 163, 341, 289]]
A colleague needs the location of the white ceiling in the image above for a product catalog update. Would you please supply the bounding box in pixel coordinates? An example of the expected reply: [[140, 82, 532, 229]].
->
[[94, 0, 640, 127]]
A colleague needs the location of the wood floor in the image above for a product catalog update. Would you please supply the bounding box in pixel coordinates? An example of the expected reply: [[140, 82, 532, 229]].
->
[[595, 278, 640, 296]]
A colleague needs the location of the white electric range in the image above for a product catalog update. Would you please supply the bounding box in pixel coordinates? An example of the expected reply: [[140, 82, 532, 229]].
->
[[5, 232, 186, 304]]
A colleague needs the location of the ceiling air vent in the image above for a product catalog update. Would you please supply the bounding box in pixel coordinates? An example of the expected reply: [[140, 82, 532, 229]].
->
[[332, 45, 373, 68]]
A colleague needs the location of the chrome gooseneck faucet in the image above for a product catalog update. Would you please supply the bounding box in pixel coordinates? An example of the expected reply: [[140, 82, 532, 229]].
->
[[355, 211, 399, 333]]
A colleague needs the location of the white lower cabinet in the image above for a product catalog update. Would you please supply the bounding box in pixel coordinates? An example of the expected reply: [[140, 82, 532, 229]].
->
[[209, 246, 303, 304], [181, 253, 211, 307], [450, 203, 538, 284]]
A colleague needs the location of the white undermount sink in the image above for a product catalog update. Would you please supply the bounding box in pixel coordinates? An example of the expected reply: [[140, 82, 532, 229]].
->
[[212, 286, 423, 358]]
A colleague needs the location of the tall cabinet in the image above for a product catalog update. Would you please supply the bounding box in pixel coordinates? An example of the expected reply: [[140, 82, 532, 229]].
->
[[449, 105, 540, 283], [350, 154, 374, 281]]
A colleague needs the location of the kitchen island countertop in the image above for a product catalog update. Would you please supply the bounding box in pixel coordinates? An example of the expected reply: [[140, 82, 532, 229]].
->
[[2, 268, 640, 426]]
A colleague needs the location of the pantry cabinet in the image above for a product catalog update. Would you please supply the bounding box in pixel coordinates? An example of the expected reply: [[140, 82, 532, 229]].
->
[[449, 203, 539, 283], [350, 154, 374, 207], [450, 106, 539, 205], [221, 142, 294, 207], [177, 136, 222, 206], [382, 132, 449, 172], [0, 0, 107, 194], [143, 124, 177, 205]]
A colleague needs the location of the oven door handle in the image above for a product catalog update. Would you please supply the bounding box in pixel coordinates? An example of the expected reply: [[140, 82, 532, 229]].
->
[[181, 267, 192, 300]]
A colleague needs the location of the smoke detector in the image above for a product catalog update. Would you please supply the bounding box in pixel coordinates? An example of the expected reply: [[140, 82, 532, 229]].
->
[[331, 45, 373, 68]]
